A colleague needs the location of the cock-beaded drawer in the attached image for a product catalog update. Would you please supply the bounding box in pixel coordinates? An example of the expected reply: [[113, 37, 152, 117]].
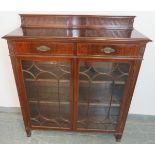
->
[[77, 43, 143, 57], [12, 41, 75, 55]]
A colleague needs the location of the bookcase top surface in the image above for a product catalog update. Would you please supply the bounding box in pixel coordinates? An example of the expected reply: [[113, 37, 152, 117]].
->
[[3, 14, 151, 43]]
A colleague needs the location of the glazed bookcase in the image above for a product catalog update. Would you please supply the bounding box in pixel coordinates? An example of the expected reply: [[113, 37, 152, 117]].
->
[[3, 14, 151, 141]]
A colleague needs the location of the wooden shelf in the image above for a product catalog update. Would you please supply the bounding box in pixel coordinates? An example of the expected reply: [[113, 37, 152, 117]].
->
[[28, 100, 120, 107], [25, 78, 125, 85]]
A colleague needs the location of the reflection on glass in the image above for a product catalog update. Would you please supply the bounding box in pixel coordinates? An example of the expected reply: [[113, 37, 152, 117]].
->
[[22, 60, 71, 128], [77, 62, 130, 130]]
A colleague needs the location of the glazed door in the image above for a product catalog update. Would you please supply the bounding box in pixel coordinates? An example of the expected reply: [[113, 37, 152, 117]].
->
[[20, 57, 73, 130], [76, 59, 132, 131]]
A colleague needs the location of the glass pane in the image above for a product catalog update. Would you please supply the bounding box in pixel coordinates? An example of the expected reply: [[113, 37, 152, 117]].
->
[[77, 62, 130, 130], [22, 60, 71, 128]]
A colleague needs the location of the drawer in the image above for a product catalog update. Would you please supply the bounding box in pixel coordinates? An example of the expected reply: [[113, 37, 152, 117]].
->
[[12, 41, 75, 55], [77, 43, 143, 57]]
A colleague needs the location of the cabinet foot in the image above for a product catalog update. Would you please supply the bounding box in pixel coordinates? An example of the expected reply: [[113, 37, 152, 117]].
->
[[115, 134, 122, 142], [26, 128, 31, 137]]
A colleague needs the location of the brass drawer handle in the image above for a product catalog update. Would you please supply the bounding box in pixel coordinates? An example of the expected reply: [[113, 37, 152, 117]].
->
[[100, 47, 115, 54], [36, 45, 51, 52]]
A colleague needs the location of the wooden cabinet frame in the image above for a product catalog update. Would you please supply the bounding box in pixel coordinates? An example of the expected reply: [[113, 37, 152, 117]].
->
[[3, 14, 151, 141]]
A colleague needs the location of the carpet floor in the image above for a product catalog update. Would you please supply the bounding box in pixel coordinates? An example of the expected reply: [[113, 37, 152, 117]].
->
[[0, 107, 155, 144]]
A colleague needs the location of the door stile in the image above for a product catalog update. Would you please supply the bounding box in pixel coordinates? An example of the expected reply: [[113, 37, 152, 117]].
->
[[12, 56, 32, 136], [72, 58, 79, 130], [70, 59, 74, 130]]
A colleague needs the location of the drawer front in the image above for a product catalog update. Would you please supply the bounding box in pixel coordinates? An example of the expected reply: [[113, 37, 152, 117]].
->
[[12, 41, 75, 55], [77, 43, 143, 57]]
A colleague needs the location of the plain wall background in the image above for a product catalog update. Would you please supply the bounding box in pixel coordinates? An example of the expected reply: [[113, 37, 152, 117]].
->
[[0, 11, 155, 115]]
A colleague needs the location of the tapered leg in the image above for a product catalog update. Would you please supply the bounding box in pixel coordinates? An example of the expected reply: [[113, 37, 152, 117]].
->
[[115, 134, 122, 142], [26, 128, 31, 137]]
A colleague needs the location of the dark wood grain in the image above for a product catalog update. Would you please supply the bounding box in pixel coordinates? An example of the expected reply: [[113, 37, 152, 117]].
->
[[20, 14, 135, 29], [77, 43, 145, 57], [3, 14, 151, 142], [12, 41, 75, 55]]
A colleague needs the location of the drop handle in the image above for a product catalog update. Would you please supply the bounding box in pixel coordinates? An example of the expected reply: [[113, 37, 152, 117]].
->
[[36, 45, 51, 52], [100, 47, 115, 54]]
